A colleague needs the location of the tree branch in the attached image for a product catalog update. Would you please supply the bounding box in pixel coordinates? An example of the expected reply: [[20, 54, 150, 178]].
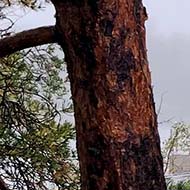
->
[[0, 25, 57, 57]]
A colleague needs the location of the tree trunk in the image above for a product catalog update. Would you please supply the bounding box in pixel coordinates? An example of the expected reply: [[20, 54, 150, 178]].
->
[[52, 0, 166, 189]]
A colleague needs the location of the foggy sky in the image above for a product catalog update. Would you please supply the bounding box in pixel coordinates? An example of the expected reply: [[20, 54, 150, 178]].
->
[[144, 0, 190, 124], [12, 1, 190, 141]]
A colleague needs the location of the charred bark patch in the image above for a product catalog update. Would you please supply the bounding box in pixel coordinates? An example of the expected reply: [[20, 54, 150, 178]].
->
[[108, 40, 136, 88], [134, 0, 142, 21], [82, 121, 87, 132], [88, 176, 98, 189], [89, 88, 98, 108], [107, 38, 123, 71], [116, 50, 135, 86], [121, 136, 164, 189], [78, 79, 89, 90], [61, 0, 85, 6], [78, 34, 96, 75], [105, 91, 118, 106], [134, 0, 148, 25], [119, 27, 130, 40], [107, 182, 116, 190], [77, 80, 98, 108], [87, 0, 99, 15], [99, 10, 117, 37], [86, 133, 107, 175], [143, 7, 148, 20], [100, 20, 114, 36], [86, 131, 106, 155], [86, 136, 122, 190]]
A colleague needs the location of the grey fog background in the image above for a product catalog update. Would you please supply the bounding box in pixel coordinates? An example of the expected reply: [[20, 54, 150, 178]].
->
[[144, 0, 190, 142], [11, 0, 190, 142]]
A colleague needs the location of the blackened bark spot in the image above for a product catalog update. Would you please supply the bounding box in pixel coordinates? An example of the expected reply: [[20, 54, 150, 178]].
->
[[120, 27, 130, 40], [89, 177, 97, 189], [143, 6, 148, 20], [87, 133, 106, 158], [62, 0, 84, 6], [107, 182, 115, 190], [88, 147, 101, 157], [109, 46, 135, 88], [121, 136, 163, 189], [89, 89, 98, 108], [134, 0, 142, 21], [104, 20, 114, 36], [107, 37, 136, 88], [82, 121, 86, 131], [116, 50, 135, 86], [108, 38, 123, 71], [87, 133, 107, 178], [78, 79, 89, 89], [100, 10, 116, 37], [79, 34, 96, 75], [87, 0, 99, 15], [106, 92, 117, 106]]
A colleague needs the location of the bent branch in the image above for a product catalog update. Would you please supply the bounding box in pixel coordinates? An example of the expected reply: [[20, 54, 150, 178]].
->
[[0, 25, 57, 57]]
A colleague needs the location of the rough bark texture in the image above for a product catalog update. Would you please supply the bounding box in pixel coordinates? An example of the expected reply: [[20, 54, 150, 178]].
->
[[0, 26, 56, 57], [0, 0, 167, 189], [51, 0, 166, 190]]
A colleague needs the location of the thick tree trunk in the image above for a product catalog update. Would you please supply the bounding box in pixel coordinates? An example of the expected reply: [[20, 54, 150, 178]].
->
[[52, 0, 166, 189]]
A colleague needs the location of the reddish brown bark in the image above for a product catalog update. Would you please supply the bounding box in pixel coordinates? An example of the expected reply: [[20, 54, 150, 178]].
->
[[52, 0, 166, 190], [0, 0, 166, 189]]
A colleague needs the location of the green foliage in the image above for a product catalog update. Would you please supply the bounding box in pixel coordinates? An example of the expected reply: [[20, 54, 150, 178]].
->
[[167, 180, 190, 190], [0, 4, 79, 189], [162, 122, 190, 173], [0, 45, 79, 190], [165, 123, 190, 151]]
